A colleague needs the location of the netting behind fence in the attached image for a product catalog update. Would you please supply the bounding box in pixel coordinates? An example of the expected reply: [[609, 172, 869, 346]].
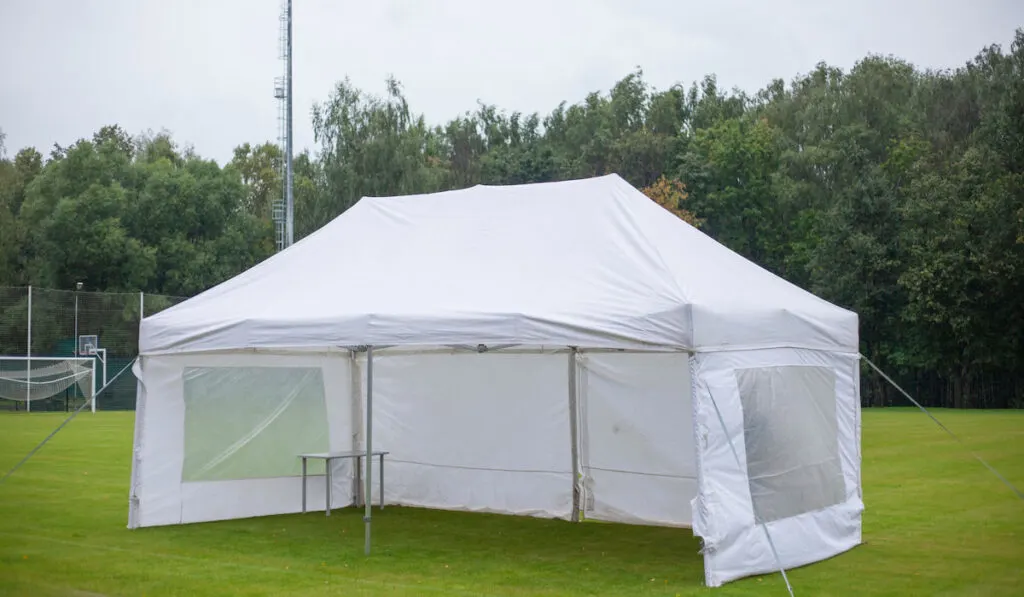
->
[[0, 357, 95, 402], [0, 286, 187, 411]]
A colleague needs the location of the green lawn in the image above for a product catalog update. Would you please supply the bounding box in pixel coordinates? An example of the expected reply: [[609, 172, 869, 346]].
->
[[0, 410, 1021, 596]]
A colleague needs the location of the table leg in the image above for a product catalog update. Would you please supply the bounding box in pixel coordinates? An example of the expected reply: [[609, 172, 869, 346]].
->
[[326, 459, 332, 517], [379, 454, 384, 509], [301, 457, 307, 513]]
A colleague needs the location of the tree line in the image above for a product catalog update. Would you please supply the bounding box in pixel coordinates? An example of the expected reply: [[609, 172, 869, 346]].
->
[[1, 30, 1022, 408]]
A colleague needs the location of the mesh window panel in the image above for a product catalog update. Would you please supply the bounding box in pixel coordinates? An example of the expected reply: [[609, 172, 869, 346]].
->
[[182, 366, 329, 482], [735, 365, 845, 524]]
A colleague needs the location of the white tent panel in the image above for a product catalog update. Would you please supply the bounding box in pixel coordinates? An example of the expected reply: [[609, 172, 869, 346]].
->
[[139, 174, 857, 356], [363, 350, 574, 519], [691, 348, 862, 587], [129, 350, 354, 527], [578, 351, 696, 526]]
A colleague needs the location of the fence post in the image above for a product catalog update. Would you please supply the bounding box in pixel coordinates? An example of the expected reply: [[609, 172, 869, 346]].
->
[[26, 285, 32, 412]]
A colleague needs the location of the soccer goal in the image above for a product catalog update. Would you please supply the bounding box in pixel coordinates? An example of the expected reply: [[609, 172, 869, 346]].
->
[[0, 356, 98, 413]]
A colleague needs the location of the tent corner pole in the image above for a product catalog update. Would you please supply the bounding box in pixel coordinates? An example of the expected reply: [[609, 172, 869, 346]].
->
[[568, 346, 581, 522], [364, 345, 374, 555]]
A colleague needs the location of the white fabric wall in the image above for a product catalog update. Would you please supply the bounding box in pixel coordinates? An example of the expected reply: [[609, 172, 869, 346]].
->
[[361, 350, 575, 519], [129, 350, 354, 528], [690, 348, 862, 587], [578, 351, 696, 526], [130, 345, 863, 590], [131, 347, 702, 528]]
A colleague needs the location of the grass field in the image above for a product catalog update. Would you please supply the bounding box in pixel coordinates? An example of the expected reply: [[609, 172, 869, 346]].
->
[[0, 410, 1021, 596]]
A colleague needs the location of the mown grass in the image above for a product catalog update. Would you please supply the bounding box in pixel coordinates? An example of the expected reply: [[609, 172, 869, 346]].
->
[[0, 409, 1021, 596]]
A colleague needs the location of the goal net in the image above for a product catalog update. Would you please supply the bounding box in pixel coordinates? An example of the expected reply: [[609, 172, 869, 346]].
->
[[0, 357, 96, 407]]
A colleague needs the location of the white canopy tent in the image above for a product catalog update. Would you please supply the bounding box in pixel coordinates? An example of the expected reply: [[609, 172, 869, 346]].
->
[[130, 174, 863, 587]]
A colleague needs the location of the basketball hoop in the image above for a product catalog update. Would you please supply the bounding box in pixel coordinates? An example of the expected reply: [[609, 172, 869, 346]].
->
[[78, 335, 99, 357]]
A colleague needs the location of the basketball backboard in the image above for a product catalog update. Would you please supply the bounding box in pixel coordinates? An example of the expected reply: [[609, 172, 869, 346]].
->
[[78, 334, 99, 356]]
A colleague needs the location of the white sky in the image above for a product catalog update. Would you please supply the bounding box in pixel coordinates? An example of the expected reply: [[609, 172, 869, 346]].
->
[[1, 0, 1021, 164]]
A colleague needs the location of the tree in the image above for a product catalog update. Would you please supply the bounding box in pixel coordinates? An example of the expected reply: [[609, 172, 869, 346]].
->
[[8, 127, 273, 296], [640, 176, 701, 227], [229, 142, 282, 219], [311, 77, 448, 232], [38, 182, 156, 290], [680, 115, 786, 272]]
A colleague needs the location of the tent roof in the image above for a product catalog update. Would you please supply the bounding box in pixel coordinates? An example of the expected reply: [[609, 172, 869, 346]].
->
[[140, 174, 857, 355]]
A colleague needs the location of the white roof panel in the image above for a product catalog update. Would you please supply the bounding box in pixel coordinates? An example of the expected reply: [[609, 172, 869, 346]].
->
[[140, 174, 856, 354]]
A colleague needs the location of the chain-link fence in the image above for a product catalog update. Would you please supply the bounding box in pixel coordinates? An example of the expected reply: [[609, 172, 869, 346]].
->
[[0, 286, 187, 412]]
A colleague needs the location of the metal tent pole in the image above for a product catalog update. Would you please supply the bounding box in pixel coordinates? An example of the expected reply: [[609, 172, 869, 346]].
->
[[364, 345, 374, 555], [568, 347, 581, 522]]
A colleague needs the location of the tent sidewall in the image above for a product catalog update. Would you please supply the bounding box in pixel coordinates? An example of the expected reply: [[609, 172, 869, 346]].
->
[[129, 350, 354, 528], [128, 344, 864, 590], [691, 347, 863, 587]]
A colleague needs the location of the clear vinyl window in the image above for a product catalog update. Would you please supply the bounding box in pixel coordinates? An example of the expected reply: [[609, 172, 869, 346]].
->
[[735, 365, 845, 523], [182, 366, 329, 482]]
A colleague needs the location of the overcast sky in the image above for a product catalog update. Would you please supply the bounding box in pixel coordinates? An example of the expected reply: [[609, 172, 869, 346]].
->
[[1, 0, 1021, 165]]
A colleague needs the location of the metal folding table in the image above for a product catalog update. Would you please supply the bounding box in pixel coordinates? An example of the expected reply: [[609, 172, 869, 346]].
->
[[299, 450, 389, 516]]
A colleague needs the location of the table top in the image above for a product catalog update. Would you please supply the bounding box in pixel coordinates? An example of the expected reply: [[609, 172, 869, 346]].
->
[[299, 451, 389, 459]]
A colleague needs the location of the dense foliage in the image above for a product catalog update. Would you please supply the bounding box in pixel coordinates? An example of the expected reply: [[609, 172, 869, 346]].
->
[[1, 31, 1021, 408]]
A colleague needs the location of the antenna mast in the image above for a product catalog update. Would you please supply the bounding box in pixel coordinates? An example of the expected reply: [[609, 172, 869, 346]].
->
[[273, 0, 294, 251]]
